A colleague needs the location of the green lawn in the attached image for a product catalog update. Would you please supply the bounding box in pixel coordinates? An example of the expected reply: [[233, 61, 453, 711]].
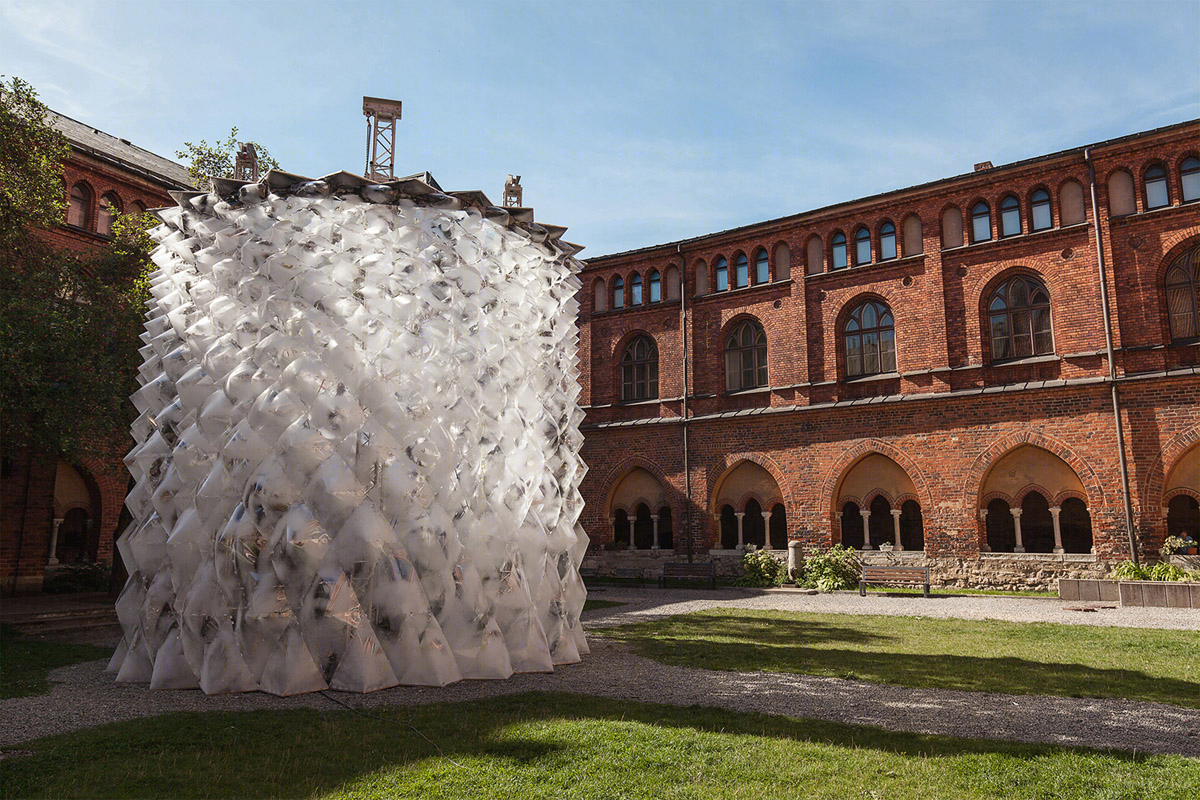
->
[[597, 609, 1199, 707], [1, 693, 1195, 799], [0, 625, 112, 699]]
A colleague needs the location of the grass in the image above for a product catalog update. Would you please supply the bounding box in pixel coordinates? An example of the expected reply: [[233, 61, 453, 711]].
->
[[597, 609, 1200, 707], [0, 625, 112, 699], [1, 692, 1196, 799], [582, 598, 625, 611]]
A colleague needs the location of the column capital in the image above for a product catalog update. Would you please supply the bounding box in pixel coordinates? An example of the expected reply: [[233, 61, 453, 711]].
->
[[760, 511, 772, 520], [1010, 508, 1022, 518], [890, 509, 902, 518], [734, 511, 745, 519], [1049, 506, 1061, 515], [650, 515, 659, 521]]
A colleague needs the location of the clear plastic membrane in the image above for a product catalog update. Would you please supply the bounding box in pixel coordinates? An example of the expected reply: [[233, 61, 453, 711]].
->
[[111, 188, 589, 694]]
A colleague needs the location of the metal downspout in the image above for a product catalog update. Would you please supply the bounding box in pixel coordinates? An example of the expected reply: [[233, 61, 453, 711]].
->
[[1085, 147, 1139, 564], [678, 245, 693, 563]]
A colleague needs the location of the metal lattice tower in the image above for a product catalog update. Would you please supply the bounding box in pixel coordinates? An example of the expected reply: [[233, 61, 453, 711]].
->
[[363, 96, 403, 182], [503, 174, 523, 207], [234, 143, 259, 181]]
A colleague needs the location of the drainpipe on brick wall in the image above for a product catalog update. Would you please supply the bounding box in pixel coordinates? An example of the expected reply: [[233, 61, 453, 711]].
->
[[1085, 147, 1139, 565], [678, 244, 694, 563]]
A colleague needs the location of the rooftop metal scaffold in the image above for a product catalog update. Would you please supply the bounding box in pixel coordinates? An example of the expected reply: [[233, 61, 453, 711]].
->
[[363, 96, 403, 182]]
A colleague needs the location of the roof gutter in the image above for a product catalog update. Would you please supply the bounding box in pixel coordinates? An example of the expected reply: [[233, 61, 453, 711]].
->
[[1085, 147, 1139, 564]]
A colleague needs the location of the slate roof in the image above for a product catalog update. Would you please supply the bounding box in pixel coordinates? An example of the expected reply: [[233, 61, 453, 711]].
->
[[48, 109, 194, 190]]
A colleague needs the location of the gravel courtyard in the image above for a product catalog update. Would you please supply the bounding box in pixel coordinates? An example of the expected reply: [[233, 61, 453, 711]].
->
[[3, 588, 1197, 756]]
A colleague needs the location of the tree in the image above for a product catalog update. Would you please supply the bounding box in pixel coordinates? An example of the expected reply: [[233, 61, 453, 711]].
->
[[176, 127, 280, 190], [0, 75, 71, 236]]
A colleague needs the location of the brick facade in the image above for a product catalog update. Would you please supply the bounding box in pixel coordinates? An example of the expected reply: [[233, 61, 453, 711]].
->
[[578, 121, 1200, 587]]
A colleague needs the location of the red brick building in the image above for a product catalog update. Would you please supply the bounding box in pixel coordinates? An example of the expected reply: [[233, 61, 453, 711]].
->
[[1, 110, 192, 595], [578, 121, 1200, 587]]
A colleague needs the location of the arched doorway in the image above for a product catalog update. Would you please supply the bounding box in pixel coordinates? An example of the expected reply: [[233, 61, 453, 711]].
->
[[1163, 446, 1200, 542], [769, 503, 787, 550], [606, 467, 669, 550], [840, 502, 864, 549], [834, 453, 923, 551], [711, 460, 785, 550], [633, 504, 655, 550], [743, 498, 765, 547], [657, 506, 674, 550], [979, 446, 1093, 554]]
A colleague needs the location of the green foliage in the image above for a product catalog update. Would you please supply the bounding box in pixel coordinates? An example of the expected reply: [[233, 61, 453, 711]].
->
[[0, 75, 70, 235], [797, 545, 860, 591], [42, 562, 111, 594], [734, 548, 787, 587], [0, 625, 112, 699], [1110, 560, 1200, 582], [175, 126, 279, 190], [1162, 535, 1196, 554]]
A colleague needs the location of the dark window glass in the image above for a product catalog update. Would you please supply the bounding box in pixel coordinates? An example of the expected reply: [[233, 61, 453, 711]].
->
[[971, 202, 991, 243], [843, 300, 896, 377], [880, 222, 897, 260], [1165, 245, 1200, 341], [854, 228, 871, 265], [613, 276, 624, 309], [1030, 189, 1052, 231], [754, 249, 769, 284], [630, 273, 643, 305], [715, 257, 728, 291], [648, 269, 661, 303], [621, 335, 659, 401], [98, 193, 121, 237], [1000, 195, 1021, 237], [832, 232, 847, 269], [734, 253, 749, 288], [840, 502, 864, 549], [988, 275, 1053, 360], [67, 183, 89, 228], [724, 319, 767, 390], [1145, 165, 1169, 209], [1167, 494, 1200, 539], [1181, 157, 1200, 203]]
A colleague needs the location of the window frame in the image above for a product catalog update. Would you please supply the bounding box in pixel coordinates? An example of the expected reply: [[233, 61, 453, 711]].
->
[[831, 232, 847, 270], [1165, 245, 1200, 342], [970, 201, 992, 243], [853, 227, 871, 266], [723, 319, 768, 391], [987, 274, 1054, 362], [620, 334, 659, 401], [630, 272, 643, 306], [612, 275, 625, 309], [733, 252, 749, 289], [842, 299, 897, 378], [647, 269, 662, 303], [1144, 164, 1170, 210], [1029, 188, 1052, 231], [67, 182, 92, 229], [999, 195, 1021, 237], [98, 192, 122, 237], [715, 256, 728, 292], [1180, 156, 1200, 203], [879, 221, 897, 261], [753, 248, 769, 285]]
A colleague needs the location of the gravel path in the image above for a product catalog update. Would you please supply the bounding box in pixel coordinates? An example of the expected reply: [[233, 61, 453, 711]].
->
[[3, 588, 1198, 756]]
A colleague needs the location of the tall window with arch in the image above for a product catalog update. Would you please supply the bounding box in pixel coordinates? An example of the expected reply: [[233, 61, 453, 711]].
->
[[715, 256, 728, 291], [98, 193, 122, 237], [854, 227, 871, 265], [734, 252, 749, 288], [67, 183, 91, 228], [592, 277, 607, 312], [831, 232, 847, 269], [988, 275, 1052, 360], [754, 248, 769, 284], [843, 299, 896, 378], [970, 201, 992, 243], [724, 319, 768, 391], [999, 195, 1021, 237], [648, 269, 662, 303], [621, 335, 659, 401], [630, 273, 643, 305], [1165, 244, 1200, 341], [879, 221, 897, 261], [612, 275, 624, 309], [1030, 188, 1052, 231], [1145, 164, 1169, 209], [1182, 157, 1200, 202]]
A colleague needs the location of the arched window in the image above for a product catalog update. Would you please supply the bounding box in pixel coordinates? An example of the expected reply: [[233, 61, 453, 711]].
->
[[720, 504, 739, 549], [879, 221, 897, 261], [769, 503, 787, 550], [843, 299, 896, 378], [613, 509, 631, 547], [1182, 157, 1200, 203], [1060, 179, 1087, 224], [1059, 497, 1093, 554], [694, 260, 708, 296], [612, 276, 624, 309], [854, 227, 871, 266], [715, 256, 728, 291], [941, 206, 963, 248], [970, 201, 992, 243], [630, 273, 643, 305], [1030, 189, 1052, 231], [1107, 170, 1136, 217], [988, 275, 1052, 360], [98, 192, 122, 236], [744, 498, 765, 548], [1165, 245, 1200, 341], [1167, 495, 1200, 539], [806, 236, 823, 274], [868, 495, 892, 549], [754, 248, 769, 284], [633, 504, 655, 550], [986, 498, 1016, 552], [621, 335, 659, 401], [1021, 492, 1055, 553], [734, 252, 749, 288], [592, 277, 607, 312], [724, 319, 767, 391], [67, 183, 91, 228], [648, 269, 661, 303], [902, 214, 923, 256], [657, 506, 674, 550], [1145, 164, 1169, 209], [831, 232, 847, 269], [900, 499, 924, 551], [773, 243, 790, 280], [840, 502, 864, 549], [665, 266, 680, 301], [999, 195, 1021, 237], [131, 200, 147, 216]]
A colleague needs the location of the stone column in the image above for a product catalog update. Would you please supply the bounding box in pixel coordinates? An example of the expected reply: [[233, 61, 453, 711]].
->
[[651, 515, 660, 550], [890, 509, 903, 551], [1049, 506, 1063, 554], [48, 517, 63, 565], [628, 516, 637, 551], [761, 510, 773, 550], [735, 512, 745, 549], [787, 540, 802, 579], [978, 509, 990, 552], [1010, 508, 1025, 553]]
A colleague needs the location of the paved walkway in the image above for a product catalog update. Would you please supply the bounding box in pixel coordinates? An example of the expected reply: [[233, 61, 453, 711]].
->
[[2, 588, 1197, 756]]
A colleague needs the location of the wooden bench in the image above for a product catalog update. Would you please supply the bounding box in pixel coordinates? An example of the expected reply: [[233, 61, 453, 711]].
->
[[613, 567, 645, 586], [579, 567, 600, 585], [660, 562, 716, 589], [860, 565, 930, 597]]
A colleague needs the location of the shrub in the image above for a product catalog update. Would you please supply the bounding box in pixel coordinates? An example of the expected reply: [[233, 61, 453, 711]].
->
[[797, 545, 860, 592], [42, 562, 110, 594], [734, 549, 787, 587], [1109, 560, 1199, 582]]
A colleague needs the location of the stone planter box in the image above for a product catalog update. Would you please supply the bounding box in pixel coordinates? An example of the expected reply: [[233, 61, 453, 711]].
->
[[1058, 578, 1121, 602], [1118, 580, 1199, 608]]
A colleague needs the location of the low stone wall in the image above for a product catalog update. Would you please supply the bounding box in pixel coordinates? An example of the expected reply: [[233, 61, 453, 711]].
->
[[582, 549, 751, 581]]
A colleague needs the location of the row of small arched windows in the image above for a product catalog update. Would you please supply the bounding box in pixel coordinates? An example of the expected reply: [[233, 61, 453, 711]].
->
[[1108, 157, 1200, 217], [66, 182, 144, 236]]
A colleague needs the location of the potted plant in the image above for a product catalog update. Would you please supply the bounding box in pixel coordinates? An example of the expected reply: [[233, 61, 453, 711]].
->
[[1162, 535, 1189, 555], [1187, 536, 1198, 556]]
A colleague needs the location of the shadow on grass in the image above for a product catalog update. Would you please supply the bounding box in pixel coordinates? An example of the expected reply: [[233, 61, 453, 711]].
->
[[3, 692, 1187, 800], [0, 625, 113, 700]]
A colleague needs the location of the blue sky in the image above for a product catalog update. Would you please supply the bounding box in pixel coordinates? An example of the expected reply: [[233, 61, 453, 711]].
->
[[3, 1, 1197, 256]]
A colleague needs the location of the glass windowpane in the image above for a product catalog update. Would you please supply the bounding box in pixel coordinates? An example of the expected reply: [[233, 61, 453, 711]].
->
[[1183, 160, 1200, 202], [755, 252, 769, 284], [1001, 207, 1021, 236], [881, 231, 897, 260], [881, 331, 896, 372], [1032, 197, 1052, 230]]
